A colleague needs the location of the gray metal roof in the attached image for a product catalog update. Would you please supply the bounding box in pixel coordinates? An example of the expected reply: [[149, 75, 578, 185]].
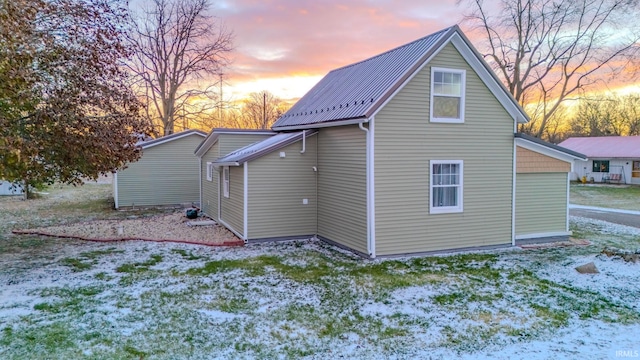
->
[[213, 130, 318, 166], [272, 27, 455, 129], [138, 129, 206, 149], [515, 133, 586, 160], [194, 128, 275, 157]]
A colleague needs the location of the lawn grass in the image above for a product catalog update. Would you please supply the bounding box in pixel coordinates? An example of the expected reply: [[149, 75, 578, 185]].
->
[[1, 184, 640, 358], [570, 182, 640, 210]]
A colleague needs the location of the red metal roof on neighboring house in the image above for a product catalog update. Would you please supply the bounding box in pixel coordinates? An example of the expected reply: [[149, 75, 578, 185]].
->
[[558, 136, 640, 158]]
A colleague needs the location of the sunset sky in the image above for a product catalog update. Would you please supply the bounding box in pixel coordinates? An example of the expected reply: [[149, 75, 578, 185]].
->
[[189, 0, 639, 104], [214, 0, 471, 102]]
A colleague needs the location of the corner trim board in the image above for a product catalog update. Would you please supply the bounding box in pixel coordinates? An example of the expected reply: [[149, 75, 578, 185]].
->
[[243, 162, 248, 241]]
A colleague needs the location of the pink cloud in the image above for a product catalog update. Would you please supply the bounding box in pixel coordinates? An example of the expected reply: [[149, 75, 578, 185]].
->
[[213, 0, 464, 97]]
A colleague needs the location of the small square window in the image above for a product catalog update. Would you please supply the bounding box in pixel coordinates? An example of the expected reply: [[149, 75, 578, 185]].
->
[[431, 67, 466, 123], [430, 160, 463, 214]]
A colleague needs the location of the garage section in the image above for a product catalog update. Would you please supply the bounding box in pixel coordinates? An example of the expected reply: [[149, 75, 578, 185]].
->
[[514, 134, 586, 243]]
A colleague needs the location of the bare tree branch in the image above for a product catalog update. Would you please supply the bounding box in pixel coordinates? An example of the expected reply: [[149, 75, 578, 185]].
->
[[461, 0, 640, 139], [125, 0, 233, 136]]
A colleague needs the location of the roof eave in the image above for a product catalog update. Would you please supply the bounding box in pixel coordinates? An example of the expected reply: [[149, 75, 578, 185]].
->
[[272, 117, 368, 131], [515, 134, 587, 161]]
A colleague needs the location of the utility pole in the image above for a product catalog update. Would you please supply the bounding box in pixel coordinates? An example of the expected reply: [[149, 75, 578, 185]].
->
[[263, 92, 267, 129]]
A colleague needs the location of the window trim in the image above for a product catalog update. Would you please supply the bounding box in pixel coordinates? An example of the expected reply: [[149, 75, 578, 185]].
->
[[222, 166, 230, 198], [592, 160, 609, 173], [430, 67, 466, 123], [429, 160, 464, 214], [206, 162, 213, 182]]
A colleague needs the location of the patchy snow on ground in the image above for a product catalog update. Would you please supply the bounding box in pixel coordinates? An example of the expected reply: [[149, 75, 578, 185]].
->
[[1, 217, 640, 359]]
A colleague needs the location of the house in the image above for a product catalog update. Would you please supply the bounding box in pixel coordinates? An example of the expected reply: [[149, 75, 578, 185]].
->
[[113, 129, 206, 209], [197, 25, 585, 258], [0, 181, 23, 196], [194, 128, 275, 221], [559, 136, 640, 184]]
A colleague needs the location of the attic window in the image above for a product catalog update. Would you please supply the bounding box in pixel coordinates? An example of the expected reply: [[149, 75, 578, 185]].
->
[[430, 67, 466, 123]]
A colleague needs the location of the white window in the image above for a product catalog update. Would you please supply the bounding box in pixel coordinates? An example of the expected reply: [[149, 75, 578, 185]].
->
[[430, 67, 465, 123], [206, 162, 213, 182], [222, 166, 230, 198], [430, 160, 463, 214]]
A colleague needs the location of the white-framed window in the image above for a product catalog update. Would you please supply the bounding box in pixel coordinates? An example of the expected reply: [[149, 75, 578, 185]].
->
[[222, 166, 230, 198], [430, 160, 463, 214], [430, 67, 466, 123], [206, 162, 213, 182]]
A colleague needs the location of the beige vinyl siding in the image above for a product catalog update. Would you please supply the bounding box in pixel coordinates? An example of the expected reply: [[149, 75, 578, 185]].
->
[[201, 142, 219, 219], [247, 135, 318, 239], [219, 134, 272, 155], [199, 133, 272, 220], [117, 134, 202, 208], [220, 165, 244, 236], [374, 42, 514, 255], [516, 172, 568, 236], [517, 147, 570, 173], [317, 125, 368, 254]]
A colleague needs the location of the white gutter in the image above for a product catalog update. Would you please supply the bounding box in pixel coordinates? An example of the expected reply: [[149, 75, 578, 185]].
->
[[300, 130, 306, 153], [358, 118, 375, 258], [273, 118, 367, 131], [566, 173, 570, 233], [198, 158, 202, 209], [511, 126, 517, 246], [243, 162, 249, 242], [113, 171, 119, 209]]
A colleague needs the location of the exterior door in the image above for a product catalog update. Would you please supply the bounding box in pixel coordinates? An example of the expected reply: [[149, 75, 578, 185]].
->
[[632, 161, 640, 185]]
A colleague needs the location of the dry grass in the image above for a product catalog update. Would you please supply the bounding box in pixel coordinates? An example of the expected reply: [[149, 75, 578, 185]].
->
[[1, 183, 240, 245]]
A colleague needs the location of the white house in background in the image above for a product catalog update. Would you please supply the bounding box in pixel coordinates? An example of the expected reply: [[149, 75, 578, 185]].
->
[[559, 136, 640, 185], [0, 180, 24, 196]]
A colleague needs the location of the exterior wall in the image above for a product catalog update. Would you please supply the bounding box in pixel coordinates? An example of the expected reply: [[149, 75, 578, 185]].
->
[[573, 159, 634, 184], [374, 42, 514, 256], [219, 134, 271, 155], [516, 147, 570, 173], [247, 135, 318, 239], [201, 142, 219, 219], [317, 125, 368, 255], [220, 165, 244, 237], [116, 134, 202, 208], [0, 181, 23, 195], [199, 133, 272, 220], [515, 172, 568, 237]]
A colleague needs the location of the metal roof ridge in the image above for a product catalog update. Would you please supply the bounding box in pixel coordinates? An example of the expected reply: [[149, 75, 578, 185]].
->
[[328, 26, 453, 73]]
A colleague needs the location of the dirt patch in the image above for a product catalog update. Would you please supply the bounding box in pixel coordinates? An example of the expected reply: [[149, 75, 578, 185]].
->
[[12, 212, 243, 246]]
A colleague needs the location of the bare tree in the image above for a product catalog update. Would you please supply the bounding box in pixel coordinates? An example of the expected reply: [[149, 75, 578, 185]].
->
[[461, 0, 640, 138], [225, 91, 287, 129], [126, 0, 233, 136], [570, 93, 640, 137]]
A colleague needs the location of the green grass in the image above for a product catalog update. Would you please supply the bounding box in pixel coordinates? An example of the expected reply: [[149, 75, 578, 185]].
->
[[2, 183, 640, 358], [570, 182, 640, 210]]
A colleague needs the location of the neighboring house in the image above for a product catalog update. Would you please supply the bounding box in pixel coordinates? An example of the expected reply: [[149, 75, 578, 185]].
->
[[194, 128, 275, 220], [559, 136, 640, 184], [0, 180, 24, 196], [198, 25, 585, 258], [113, 129, 206, 209]]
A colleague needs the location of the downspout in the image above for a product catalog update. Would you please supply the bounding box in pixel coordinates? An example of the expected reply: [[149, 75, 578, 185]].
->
[[113, 171, 119, 209], [359, 119, 375, 258], [198, 158, 202, 210], [300, 130, 306, 153], [512, 125, 517, 246], [243, 162, 249, 242]]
